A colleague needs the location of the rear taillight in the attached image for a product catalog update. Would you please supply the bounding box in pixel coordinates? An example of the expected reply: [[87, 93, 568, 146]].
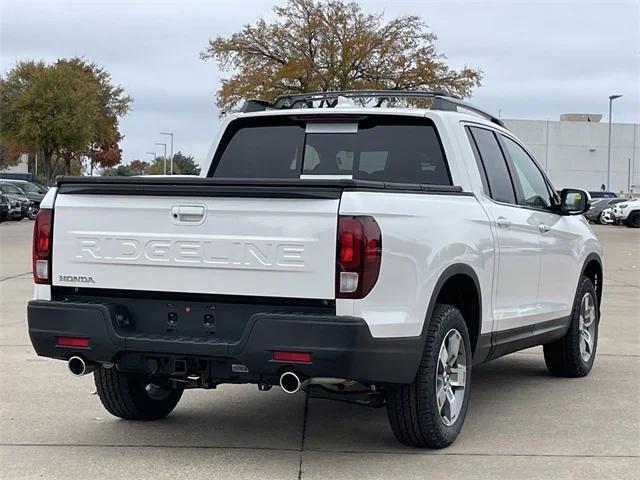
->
[[336, 215, 381, 299], [33, 208, 53, 284]]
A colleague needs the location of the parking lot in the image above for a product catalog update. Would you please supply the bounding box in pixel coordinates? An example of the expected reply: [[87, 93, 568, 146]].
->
[[0, 220, 638, 479]]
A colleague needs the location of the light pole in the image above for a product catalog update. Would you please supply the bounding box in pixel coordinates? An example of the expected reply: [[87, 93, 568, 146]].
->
[[155, 142, 167, 175], [146, 152, 157, 171], [160, 132, 174, 174], [607, 94, 622, 191]]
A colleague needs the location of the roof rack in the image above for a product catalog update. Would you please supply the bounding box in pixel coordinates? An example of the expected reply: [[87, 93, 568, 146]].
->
[[240, 90, 505, 128]]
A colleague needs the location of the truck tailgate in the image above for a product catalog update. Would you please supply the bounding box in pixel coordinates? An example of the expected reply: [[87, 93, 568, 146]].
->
[[52, 185, 340, 299]]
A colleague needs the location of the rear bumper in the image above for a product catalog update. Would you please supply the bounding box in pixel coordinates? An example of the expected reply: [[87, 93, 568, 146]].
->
[[28, 300, 423, 385]]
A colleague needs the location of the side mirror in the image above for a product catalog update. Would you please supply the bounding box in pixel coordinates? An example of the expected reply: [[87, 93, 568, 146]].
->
[[560, 188, 590, 215]]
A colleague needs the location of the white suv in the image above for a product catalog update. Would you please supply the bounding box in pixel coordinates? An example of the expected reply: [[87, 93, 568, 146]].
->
[[613, 198, 640, 227], [28, 90, 603, 448]]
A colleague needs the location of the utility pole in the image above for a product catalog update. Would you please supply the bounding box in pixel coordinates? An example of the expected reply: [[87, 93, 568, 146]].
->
[[155, 143, 167, 175], [160, 132, 174, 174], [607, 94, 622, 190]]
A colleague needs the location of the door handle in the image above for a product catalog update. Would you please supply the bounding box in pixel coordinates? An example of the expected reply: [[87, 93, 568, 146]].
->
[[171, 205, 206, 224], [539, 224, 551, 233], [496, 217, 511, 228]]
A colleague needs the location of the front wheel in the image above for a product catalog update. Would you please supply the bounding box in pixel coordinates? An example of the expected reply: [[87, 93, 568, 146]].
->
[[94, 367, 183, 420], [386, 304, 472, 448], [626, 211, 640, 228], [543, 277, 598, 377]]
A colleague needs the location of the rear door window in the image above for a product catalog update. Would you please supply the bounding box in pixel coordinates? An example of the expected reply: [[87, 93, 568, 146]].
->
[[209, 116, 451, 185], [467, 127, 516, 204]]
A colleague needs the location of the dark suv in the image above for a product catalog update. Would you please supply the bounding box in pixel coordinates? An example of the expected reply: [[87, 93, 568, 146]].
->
[[0, 194, 9, 222], [1, 180, 47, 218], [0, 183, 31, 220]]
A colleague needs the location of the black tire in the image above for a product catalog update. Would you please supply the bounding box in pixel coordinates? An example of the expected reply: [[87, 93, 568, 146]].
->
[[543, 277, 598, 377], [626, 211, 640, 228], [386, 304, 472, 448], [94, 367, 183, 420]]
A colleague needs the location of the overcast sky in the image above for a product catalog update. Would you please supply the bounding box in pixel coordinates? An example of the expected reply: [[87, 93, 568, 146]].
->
[[1, 0, 638, 168]]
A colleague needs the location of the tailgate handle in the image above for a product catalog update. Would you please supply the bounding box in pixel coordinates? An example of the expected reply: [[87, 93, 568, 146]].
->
[[171, 205, 206, 224]]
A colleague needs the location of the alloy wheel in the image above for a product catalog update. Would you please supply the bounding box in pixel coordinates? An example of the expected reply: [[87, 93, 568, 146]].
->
[[435, 329, 467, 427], [578, 292, 597, 362]]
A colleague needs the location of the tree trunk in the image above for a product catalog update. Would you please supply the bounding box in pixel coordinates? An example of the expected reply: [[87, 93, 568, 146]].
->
[[64, 157, 72, 175], [43, 150, 53, 186]]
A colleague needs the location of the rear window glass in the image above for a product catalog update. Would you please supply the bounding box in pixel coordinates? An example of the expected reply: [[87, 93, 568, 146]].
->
[[211, 122, 305, 178], [209, 116, 451, 185]]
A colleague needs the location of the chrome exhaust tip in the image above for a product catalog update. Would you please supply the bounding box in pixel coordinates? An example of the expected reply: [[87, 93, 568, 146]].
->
[[68, 356, 95, 376], [279, 371, 302, 394]]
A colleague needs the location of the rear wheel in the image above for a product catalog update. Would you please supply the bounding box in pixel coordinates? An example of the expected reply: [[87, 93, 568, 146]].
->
[[626, 211, 640, 228], [543, 277, 598, 377], [94, 367, 183, 420], [386, 304, 472, 448]]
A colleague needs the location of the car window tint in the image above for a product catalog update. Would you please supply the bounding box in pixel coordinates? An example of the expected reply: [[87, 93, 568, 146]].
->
[[210, 116, 451, 185], [465, 128, 491, 195], [1, 184, 22, 194], [211, 122, 304, 178], [302, 119, 450, 184], [501, 136, 552, 209], [467, 127, 516, 204]]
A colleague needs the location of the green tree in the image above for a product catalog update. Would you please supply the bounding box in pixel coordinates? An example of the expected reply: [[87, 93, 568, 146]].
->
[[0, 58, 131, 184], [147, 157, 170, 175], [171, 151, 201, 175], [102, 164, 134, 176], [147, 151, 200, 176], [201, 0, 482, 112]]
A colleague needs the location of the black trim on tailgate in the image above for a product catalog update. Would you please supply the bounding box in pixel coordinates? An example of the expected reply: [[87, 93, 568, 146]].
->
[[52, 286, 335, 308], [56, 176, 468, 198]]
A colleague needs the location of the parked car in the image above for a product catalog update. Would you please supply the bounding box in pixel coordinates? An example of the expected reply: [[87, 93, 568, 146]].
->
[[585, 198, 627, 224], [0, 180, 47, 219], [0, 194, 9, 223], [27, 90, 603, 449], [0, 183, 31, 220], [589, 191, 617, 199], [612, 198, 640, 228]]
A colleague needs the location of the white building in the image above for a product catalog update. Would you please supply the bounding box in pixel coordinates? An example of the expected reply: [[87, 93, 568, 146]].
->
[[0, 153, 29, 174], [504, 116, 639, 194]]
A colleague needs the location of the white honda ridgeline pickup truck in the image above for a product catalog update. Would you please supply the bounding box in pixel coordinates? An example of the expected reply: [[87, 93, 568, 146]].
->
[[28, 90, 603, 448]]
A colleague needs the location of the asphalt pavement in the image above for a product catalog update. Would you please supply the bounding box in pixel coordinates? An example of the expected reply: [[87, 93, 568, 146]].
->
[[1, 220, 638, 479]]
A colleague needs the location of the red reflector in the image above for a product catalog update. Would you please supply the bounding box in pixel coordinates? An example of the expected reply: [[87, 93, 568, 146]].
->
[[56, 337, 90, 347], [272, 351, 312, 363]]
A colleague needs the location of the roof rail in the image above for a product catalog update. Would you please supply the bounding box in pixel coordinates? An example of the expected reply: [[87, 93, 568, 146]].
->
[[240, 90, 505, 128]]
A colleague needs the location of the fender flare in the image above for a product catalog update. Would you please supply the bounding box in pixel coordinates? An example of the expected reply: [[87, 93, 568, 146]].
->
[[402, 264, 484, 382], [420, 263, 482, 344], [578, 252, 604, 315]]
